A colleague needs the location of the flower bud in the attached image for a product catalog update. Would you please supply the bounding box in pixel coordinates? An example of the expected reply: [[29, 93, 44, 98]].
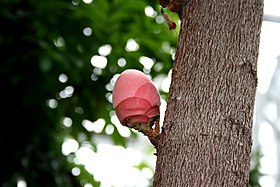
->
[[112, 69, 161, 127]]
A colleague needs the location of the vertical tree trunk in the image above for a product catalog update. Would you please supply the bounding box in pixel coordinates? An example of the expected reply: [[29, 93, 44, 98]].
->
[[154, 1, 263, 186]]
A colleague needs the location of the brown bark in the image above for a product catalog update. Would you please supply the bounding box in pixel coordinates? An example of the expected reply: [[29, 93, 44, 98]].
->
[[154, 1, 263, 186]]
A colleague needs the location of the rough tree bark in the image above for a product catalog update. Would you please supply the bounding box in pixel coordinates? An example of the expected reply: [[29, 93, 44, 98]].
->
[[154, 1, 264, 186]]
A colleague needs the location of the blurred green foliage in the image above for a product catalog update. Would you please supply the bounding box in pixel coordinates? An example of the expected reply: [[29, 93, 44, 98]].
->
[[0, 0, 262, 186], [249, 147, 264, 187], [0, 0, 177, 186]]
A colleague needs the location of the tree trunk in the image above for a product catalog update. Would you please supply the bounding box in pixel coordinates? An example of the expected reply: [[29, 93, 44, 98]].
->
[[153, 1, 264, 186]]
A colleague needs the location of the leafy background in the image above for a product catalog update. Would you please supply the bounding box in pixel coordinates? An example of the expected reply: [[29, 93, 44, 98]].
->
[[0, 0, 261, 186]]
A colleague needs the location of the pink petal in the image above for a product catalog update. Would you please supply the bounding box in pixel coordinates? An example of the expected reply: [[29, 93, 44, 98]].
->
[[112, 69, 154, 107], [134, 82, 161, 107], [115, 97, 151, 124], [145, 105, 160, 119]]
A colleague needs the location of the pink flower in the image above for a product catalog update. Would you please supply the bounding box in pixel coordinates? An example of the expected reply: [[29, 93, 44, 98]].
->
[[112, 69, 161, 127]]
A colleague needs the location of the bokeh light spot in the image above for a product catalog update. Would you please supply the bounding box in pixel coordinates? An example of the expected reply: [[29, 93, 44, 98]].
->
[[91, 55, 107, 69], [125, 39, 139, 52], [62, 138, 79, 156], [98, 44, 112, 56], [83, 27, 92, 36]]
